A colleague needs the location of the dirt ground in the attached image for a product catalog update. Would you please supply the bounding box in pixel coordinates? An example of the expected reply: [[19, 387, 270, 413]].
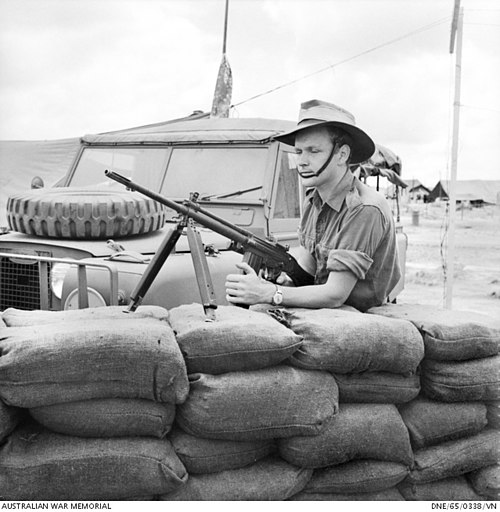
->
[[396, 202, 500, 318]]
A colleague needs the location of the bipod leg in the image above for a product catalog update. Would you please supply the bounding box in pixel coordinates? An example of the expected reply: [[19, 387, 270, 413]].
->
[[126, 224, 184, 312], [186, 225, 218, 321]]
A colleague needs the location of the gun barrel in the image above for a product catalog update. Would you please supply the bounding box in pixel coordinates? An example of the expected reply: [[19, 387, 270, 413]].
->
[[105, 169, 256, 249]]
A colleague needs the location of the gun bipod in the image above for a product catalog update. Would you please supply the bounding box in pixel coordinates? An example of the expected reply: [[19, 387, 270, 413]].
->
[[126, 196, 218, 320]]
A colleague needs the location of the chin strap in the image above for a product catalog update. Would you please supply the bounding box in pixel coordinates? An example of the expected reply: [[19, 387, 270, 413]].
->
[[297, 144, 337, 178]]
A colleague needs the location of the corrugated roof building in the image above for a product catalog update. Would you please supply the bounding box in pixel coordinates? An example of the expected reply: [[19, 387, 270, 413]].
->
[[428, 180, 500, 205]]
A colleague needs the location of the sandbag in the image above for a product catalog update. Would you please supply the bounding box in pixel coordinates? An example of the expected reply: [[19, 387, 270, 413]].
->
[[398, 476, 484, 501], [278, 403, 413, 468], [289, 487, 405, 501], [399, 398, 488, 449], [334, 371, 420, 404], [283, 307, 424, 374], [0, 399, 22, 443], [1, 304, 170, 327], [168, 303, 302, 374], [160, 456, 312, 501], [29, 398, 175, 438], [0, 319, 188, 408], [407, 429, 500, 484], [0, 422, 187, 501], [468, 464, 500, 500], [176, 366, 338, 441], [487, 401, 500, 429], [170, 426, 275, 474], [303, 460, 408, 494], [421, 355, 500, 402], [368, 303, 500, 361]]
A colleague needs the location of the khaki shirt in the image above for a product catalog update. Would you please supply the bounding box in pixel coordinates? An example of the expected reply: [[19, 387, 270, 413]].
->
[[298, 170, 401, 312]]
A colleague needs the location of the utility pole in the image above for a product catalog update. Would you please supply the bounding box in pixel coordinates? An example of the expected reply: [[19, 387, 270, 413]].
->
[[445, 0, 463, 309]]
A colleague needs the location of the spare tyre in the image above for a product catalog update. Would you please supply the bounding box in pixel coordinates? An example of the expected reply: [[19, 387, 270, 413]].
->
[[6, 188, 166, 240]]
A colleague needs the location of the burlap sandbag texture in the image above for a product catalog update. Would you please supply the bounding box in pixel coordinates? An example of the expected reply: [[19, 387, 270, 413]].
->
[[1, 305, 170, 327], [0, 422, 187, 501], [421, 355, 500, 402], [0, 318, 188, 407], [487, 400, 500, 429], [176, 366, 338, 441], [407, 428, 500, 484], [160, 455, 312, 501], [278, 403, 413, 468], [0, 399, 22, 443], [170, 426, 275, 474], [283, 307, 424, 374], [367, 303, 500, 361], [398, 476, 485, 501], [399, 398, 488, 449], [303, 460, 409, 494], [29, 398, 176, 438], [168, 303, 303, 374], [334, 371, 420, 404], [467, 464, 500, 500]]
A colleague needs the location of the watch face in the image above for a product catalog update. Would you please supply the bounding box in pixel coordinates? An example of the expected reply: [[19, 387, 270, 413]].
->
[[273, 290, 283, 305]]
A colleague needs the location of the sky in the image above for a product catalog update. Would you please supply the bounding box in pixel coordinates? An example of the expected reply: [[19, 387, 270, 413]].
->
[[0, 0, 499, 188]]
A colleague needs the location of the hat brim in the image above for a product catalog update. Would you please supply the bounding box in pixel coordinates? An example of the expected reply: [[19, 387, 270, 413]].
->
[[273, 120, 375, 165]]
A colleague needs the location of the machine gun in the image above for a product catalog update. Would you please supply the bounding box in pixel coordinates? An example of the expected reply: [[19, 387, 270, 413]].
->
[[105, 170, 314, 317]]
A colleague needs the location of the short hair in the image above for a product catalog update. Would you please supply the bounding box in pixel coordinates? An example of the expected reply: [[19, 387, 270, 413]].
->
[[326, 126, 353, 164]]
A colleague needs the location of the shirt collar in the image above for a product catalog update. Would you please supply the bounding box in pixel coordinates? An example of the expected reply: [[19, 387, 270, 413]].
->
[[309, 170, 355, 212]]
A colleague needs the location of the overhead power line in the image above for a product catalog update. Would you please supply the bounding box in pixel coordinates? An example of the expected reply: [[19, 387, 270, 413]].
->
[[232, 16, 450, 108], [461, 104, 500, 114], [465, 22, 500, 27]]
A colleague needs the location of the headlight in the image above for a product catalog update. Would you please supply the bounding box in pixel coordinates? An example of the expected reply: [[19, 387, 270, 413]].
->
[[64, 288, 106, 310], [50, 262, 72, 299]]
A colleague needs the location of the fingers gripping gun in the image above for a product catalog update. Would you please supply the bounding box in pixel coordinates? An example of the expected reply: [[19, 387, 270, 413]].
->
[[105, 170, 314, 311]]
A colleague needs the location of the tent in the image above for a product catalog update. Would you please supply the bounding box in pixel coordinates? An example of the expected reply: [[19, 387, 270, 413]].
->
[[0, 111, 211, 226]]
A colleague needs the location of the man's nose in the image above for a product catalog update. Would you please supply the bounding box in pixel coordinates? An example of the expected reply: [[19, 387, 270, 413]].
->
[[297, 154, 308, 167]]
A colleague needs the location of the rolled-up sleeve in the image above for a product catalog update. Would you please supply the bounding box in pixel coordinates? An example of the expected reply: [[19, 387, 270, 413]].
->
[[326, 205, 386, 280], [327, 249, 373, 280]]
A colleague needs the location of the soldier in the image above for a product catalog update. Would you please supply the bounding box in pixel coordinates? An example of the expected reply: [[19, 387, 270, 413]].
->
[[225, 99, 401, 312]]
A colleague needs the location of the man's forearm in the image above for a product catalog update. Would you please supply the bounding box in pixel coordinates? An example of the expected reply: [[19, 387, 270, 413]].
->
[[276, 282, 345, 309], [277, 269, 357, 309]]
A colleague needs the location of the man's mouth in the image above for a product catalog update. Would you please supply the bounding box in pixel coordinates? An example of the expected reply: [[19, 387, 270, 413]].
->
[[298, 171, 317, 179]]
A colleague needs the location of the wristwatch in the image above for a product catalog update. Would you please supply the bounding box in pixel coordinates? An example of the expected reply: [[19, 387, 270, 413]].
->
[[271, 284, 283, 306]]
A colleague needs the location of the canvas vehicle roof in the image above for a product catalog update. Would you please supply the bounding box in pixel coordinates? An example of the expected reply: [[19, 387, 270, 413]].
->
[[82, 117, 296, 145]]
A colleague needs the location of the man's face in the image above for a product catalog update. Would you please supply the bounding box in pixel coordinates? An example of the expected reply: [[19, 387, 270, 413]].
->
[[294, 126, 340, 188]]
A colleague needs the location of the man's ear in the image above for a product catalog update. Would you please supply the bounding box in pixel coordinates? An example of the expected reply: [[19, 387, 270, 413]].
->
[[337, 143, 351, 163]]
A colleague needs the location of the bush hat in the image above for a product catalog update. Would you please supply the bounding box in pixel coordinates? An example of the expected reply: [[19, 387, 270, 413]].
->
[[274, 99, 376, 164]]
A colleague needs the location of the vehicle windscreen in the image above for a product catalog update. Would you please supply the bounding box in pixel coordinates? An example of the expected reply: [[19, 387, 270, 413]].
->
[[69, 147, 169, 190], [68, 146, 268, 202], [160, 146, 267, 201]]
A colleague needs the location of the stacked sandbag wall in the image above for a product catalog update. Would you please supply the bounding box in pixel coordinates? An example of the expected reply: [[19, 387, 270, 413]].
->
[[270, 306, 423, 501], [367, 304, 500, 501], [1, 301, 498, 501], [161, 304, 329, 500], [0, 306, 189, 500]]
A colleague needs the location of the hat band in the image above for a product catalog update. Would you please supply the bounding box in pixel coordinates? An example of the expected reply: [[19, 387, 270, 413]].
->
[[296, 119, 329, 129]]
